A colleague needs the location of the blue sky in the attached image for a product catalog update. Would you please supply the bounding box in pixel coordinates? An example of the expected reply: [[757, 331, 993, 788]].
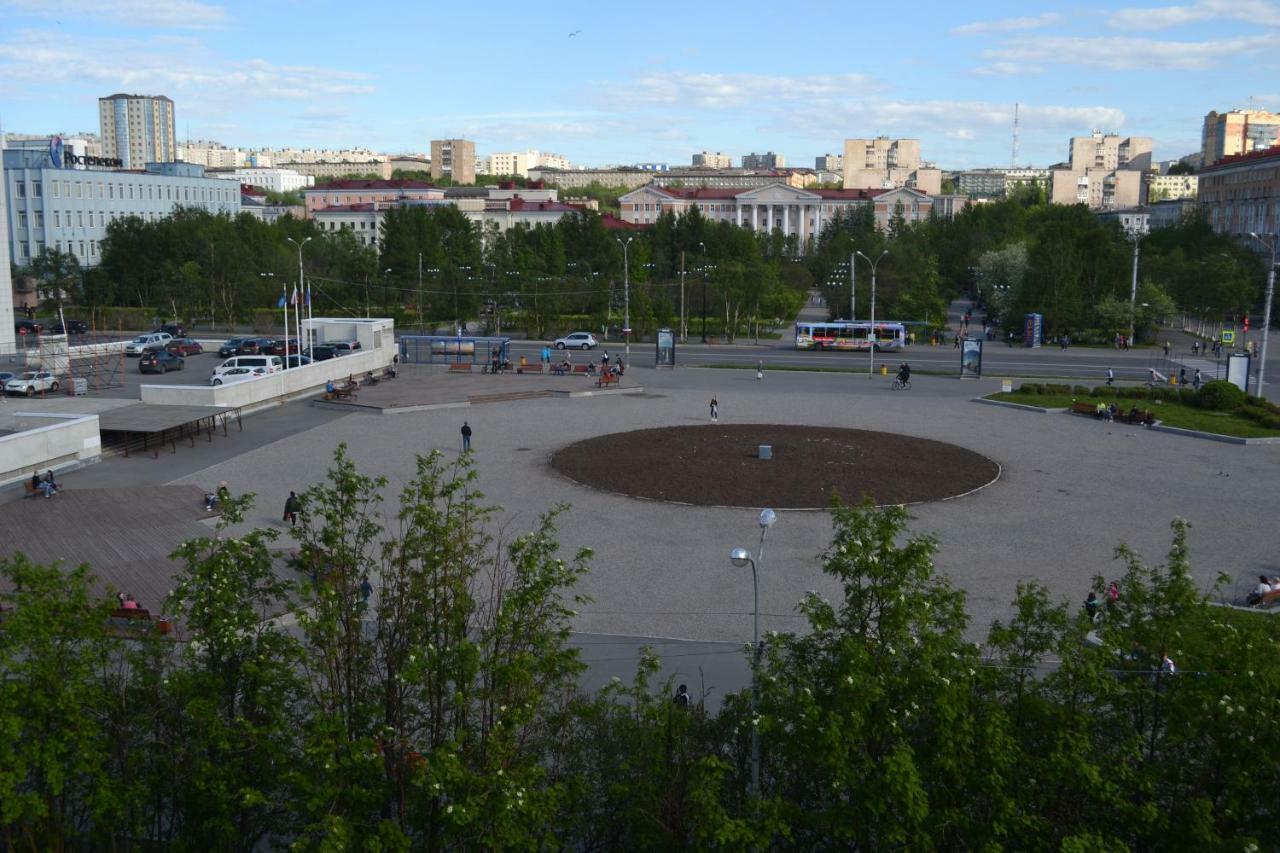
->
[[1, 0, 1278, 169]]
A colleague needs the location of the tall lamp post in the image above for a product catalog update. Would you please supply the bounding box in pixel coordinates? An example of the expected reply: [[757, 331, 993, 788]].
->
[[1126, 225, 1144, 344], [1248, 231, 1277, 400], [855, 250, 888, 377], [616, 236, 633, 365], [729, 507, 777, 801], [285, 236, 311, 363], [699, 241, 708, 343], [849, 250, 857, 321]]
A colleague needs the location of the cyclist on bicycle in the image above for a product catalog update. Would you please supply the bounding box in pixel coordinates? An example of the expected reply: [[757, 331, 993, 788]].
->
[[897, 363, 911, 385]]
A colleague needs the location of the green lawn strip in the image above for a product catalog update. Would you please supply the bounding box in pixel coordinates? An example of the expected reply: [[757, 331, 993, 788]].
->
[[986, 392, 1280, 438]]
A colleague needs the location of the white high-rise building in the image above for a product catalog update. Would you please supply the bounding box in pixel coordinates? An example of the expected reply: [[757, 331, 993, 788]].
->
[[99, 93, 176, 169]]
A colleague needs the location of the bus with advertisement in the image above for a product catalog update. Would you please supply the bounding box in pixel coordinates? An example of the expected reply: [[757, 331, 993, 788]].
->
[[794, 321, 907, 351]]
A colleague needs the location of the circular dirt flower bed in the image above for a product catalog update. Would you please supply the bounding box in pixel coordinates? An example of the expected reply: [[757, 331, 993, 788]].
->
[[550, 424, 999, 508]]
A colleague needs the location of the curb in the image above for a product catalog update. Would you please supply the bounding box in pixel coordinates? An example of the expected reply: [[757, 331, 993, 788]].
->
[[972, 397, 1063, 414], [1148, 424, 1280, 445], [312, 399, 471, 415], [549, 386, 645, 399]]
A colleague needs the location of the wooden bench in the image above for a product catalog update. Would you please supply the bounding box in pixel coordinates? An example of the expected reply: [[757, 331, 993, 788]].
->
[[1070, 401, 1102, 417], [23, 480, 40, 499], [516, 363, 543, 374], [1126, 409, 1156, 426], [596, 372, 620, 388], [448, 362, 472, 373], [325, 386, 357, 401], [572, 364, 592, 375], [1257, 589, 1280, 608]]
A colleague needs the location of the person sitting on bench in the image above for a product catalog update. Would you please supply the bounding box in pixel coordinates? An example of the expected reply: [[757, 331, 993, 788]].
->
[[364, 370, 378, 386], [33, 471, 56, 499]]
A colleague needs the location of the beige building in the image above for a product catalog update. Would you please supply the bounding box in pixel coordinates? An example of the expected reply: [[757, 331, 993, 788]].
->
[[280, 160, 392, 180], [651, 169, 814, 189], [98, 93, 176, 169], [1201, 109, 1280, 168], [177, 141, 242, 168], [389, 155, 431, 174], [1198, 146, 1280, 238], [815, 153, 843, 171], [527, 167, 653, 190], [1147, 173, 1198, 201], [430, 139, 476, 184], [303, 179, 445, 217], [693, 151, 733, 168], [841, 137, 939, 194], [1050, 131, 1152, 209]]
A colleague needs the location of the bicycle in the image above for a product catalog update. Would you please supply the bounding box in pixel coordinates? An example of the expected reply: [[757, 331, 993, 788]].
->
[[892, 377, 911, 390]]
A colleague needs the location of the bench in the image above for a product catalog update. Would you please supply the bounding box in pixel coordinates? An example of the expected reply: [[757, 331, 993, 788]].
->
[[1257, 589, 1280, 608], [23, 480, 40, 499], [516, 363, 543, 374], [572, 364, 592, 375], [596, 372, 620, 388], [325, 386, 357, 401], [1124, 409, 1156, 426], [1070, 402, 1103, 417], [448, 362, 472, 373]]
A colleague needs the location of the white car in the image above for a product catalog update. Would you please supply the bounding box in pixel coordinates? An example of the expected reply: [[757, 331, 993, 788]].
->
[[554, 331, 599, 350], [5, 371, 59, 396], [209, 366, 263, 386], [124, 332, 173, 356]]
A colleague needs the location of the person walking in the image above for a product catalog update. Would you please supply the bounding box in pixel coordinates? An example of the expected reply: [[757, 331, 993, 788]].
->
[[460, 421, 472, 452], [673, 684, 691, 708], [1106, 367, 1115, 387], [283, 491, 300, 526], [1163, 340, 1171, 358], [709, 396, 719, 423], [542, 345, 551, 365], [1193, 367, 1202, 390], [756, 359, 764, 381], [601, 349, 610, 368]]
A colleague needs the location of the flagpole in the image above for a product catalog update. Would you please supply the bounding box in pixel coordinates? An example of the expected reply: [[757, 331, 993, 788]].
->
[[294, 284, 302, 365], [282, 283, 291, 372]]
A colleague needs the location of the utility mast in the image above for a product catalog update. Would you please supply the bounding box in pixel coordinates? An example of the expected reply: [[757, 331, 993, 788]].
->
[[1011, 103, 1020, 168]]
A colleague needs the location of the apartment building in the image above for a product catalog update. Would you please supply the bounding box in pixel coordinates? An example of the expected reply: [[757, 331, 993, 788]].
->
[[815, 153, 843, 171], [693, 151, 733, 168], [178, 140, 242, 168], [526, 167, 653, 190], [651, 169, 814, 190], [842, 138, 940, 194], [0, 138, 13, 351], [1201, 109, 1280, 168], [1049, 131, 1152, 209], [4, 147, 239, 268], [430, 139, 476, 184], [957, 167, 1052, 198], [98, 93, 176, 169], [741, 152, 785, 170], [280, 160, 393, 180], [302, 179, 445, 217], [1147, 173, 1197, 201], [1197, 146, 1280, 238]]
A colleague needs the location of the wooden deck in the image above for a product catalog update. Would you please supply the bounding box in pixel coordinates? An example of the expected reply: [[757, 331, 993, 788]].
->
[[0, 485, 215, 610]]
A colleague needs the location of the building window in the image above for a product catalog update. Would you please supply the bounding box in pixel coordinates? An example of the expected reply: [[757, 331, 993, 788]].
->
[[98, 182, 104, 198], [75, 182, 82, 198], [32, 182, 41, 197], [18, 211, 27, 227], [52, 181, 60, 198], [15, 180, 25, 198], [18, 242, 28, 259], [34, 211, 43, 226], [54, 240, 61, 252], [108, 184, 114, 199], [36, 240, 45, 255], [78, 211, 84, 227], [53, 211, 60, 227], [128, 185, 134, 200], [63, 181, 70, 196], [79, 241, 86, 256]]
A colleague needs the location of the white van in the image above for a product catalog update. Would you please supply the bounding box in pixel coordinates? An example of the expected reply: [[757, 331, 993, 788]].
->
[[211, 355, 281, 384]]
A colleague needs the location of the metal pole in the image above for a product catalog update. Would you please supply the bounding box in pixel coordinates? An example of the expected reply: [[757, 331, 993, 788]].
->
[[680, 250, 686, 344], [750, 527, 767, 799], [417, 252, 424, 334], [850, 250, 856, 321], [857, 251, 887, 377], [1250, 232, 1276, 400], [1129, 233, 1141, 344], [699, 241, 708, 343]]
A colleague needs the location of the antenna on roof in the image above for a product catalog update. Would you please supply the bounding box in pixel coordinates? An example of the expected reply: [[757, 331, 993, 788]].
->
[[1011, 103, 1020, 169]]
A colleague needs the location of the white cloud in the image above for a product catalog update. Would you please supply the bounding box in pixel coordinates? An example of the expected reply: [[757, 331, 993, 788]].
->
[[984, 33, 1280, 70], [0, 30, 374, 101], [971, 61, 1046, 76], [1108, 0, 1280, 30], [951, 13, 1062, 35], [3, 0, 227, 28], [946, 129, 975, 140], [604, 71, 883, 110]]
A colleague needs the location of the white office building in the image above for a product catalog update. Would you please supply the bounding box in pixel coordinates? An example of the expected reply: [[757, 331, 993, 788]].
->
[[210, 167, 315, 193]]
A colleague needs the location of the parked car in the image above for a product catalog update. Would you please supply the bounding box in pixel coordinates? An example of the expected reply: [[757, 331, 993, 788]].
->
[[284, 354, 314, 368], [306, 345, 337, 361], [124, 332, 173, 356], [166, 337, 204, 357], [5, 371, 59, 396], [139, 349, 185, 374], [554, 331, 598, 350], [332, 340, 363, 356], [218, 338, 247, 358], [236, 337, 275, 356], [0, 371, 16, 388], [49, 319, 88, 334], [14, 319, 41, 336], [155, 323, 187, 338], [209, 366, 258, 386], [211, 356, 281, 383], [268, 338, 301, 356]]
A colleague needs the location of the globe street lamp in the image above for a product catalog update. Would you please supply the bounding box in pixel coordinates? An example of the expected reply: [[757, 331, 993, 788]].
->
[[855, 250, 888, 377], [729, 507, 777, 800], [699, 241, 708, 343], [1248, 231, 1277, 400]]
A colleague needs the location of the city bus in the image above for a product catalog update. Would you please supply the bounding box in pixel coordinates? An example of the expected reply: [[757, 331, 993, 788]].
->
[[794, 321, 907, 351]]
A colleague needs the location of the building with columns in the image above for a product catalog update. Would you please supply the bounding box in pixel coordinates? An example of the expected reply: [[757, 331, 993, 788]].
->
[[617, 184, 948, 250]]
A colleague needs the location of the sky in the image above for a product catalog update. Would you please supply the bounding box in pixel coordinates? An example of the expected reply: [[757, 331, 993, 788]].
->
[[1, 0, 1278, 170]]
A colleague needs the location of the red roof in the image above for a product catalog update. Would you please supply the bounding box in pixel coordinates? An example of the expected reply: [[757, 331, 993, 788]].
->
[[307, 179, 438, 191], [602, 214, 646, 230], [1200, 144, 1280, 172]]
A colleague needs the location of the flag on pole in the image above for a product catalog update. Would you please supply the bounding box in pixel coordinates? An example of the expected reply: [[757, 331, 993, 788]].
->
[[290, 286, 299, 306], [277, 292, 287, 308], [305, 284, 312, 306]]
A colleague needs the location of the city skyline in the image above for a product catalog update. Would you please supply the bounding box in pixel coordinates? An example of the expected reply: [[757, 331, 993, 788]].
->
[[0, 0, 1278, 169]]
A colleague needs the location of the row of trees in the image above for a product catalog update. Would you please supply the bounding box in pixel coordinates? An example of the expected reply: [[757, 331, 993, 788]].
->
[[3, 448, 1277, 848], [810, 188, 1265, 342]]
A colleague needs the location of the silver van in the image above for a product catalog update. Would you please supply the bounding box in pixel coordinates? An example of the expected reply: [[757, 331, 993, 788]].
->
[[211, 355, 281, 383]]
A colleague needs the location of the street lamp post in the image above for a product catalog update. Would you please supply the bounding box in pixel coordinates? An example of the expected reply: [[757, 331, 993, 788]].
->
[[855, 250, 888, 377], [285, 237, 311, 364], [617, 237, 633, 365], [1126, 226, 1144, 344], [699, 241, 708, 343], [1248, 232, 1277, 400], [849, 250, 856, 321], [729, 507, 776, 801]]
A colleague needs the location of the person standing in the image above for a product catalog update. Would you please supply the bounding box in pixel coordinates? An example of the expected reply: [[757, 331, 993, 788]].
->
[[756, 359, 764, 381], [460, 421, 472, 452], [542, 345, 550, 365], [673, 684, 691, 708], [601, 349, 610, 368], [1193, 368, 1202, 389], [283, 491, 300, 526], [709, 397, 719, 423], [1179, 368, 1186, 386], [1106, 367, 1115, 387]]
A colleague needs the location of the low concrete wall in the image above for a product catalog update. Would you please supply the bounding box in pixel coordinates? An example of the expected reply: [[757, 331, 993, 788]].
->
[[0, 412, 102, 487], [139, 345, 394, 411]]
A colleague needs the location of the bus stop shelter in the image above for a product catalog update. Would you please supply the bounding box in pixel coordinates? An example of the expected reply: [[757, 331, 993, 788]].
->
[[399, 335, 511, 366]]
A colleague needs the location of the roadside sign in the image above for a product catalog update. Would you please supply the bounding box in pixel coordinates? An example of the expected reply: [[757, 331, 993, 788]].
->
[[1221, 330, 1235, 345]]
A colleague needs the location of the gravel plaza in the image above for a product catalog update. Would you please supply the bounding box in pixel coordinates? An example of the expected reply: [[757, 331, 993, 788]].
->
[[143, 363, 1280, 645]]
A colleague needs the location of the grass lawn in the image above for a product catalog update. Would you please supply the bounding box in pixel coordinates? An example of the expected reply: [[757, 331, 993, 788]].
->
[[985, 392, 1280, 438]]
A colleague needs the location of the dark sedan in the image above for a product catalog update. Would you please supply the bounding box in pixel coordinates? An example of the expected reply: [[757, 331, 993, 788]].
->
[[285, 354, 314, 368], [139, 350, 185, 374], [268, 338, 302, 356], [50, 319, 88, 334], [306, 345, 337, 361], [236, 337, 275, 356], [218, 338, 248, 358]]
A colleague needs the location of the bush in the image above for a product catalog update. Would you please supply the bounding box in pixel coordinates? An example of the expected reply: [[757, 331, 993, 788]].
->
[[1044, 383, 1072, 395], [1196, 380, 1246, 412], [1018, 383, 1043, 395], [1090, 385, 1116, 398], [1072, 385, 1090, 397]]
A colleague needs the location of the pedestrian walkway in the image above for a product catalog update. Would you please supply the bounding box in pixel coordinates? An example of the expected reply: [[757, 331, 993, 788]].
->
[[796, 289, 828, 324]]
